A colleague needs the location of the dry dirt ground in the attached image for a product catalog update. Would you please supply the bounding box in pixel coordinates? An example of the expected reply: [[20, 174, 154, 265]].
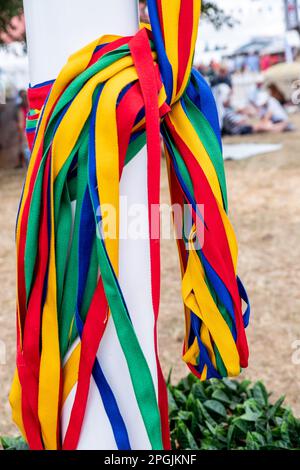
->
[[0, 116, 300, 436]]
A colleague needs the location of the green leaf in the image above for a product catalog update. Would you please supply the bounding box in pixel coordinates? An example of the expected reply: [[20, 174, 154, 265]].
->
[[166, 368, 173, 386], [227, 424, 235, 449], [167, 387, 178, 416], [222, 378, 238, 391], [239, 401, 263, 422], [0, 436, 28, 450], [252, 382, 269, 407], [177, 411, 193, 422], [191, 399, 203, 424], [238, 379, 251, 393], [204, 400, 227, 418], [211, 389, 231, 404], [240, 411, 262, 422], [205, 420, 217, 436], [215, 425, 227, 444], [271, 426, 282, 439], [173, 388, 187, 407], [267, 440, 290, 449], [186, 393, 196, 412], [197, 400, 218, 426], [250, 432, 265, 446], [232, 417, 250, 435], [177, 376, 191, 393], [246, 432, 261, 450], [187, 374, 198, 388], [190, 414, 199, 436], [176, 422, 199, 450], [267, 396, 285, 420], [260, 443, 289, 450], [265, 423, 273, 445], [280, 418, 291, 444], [200, 436, 222, 450], [191, 382, 207, 400]]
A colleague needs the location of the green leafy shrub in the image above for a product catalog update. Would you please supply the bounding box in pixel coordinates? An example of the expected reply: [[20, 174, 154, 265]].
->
[[168, 374, 300, 450], [2, 375, 300, 450], [0, 435, 28, 450]]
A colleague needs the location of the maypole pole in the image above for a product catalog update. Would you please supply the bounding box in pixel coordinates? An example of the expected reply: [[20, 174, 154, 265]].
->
[[18, 0, 163, 450], [10, 0, 250, 452]]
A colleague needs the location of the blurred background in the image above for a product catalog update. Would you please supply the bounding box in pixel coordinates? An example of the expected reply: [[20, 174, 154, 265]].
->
[[0, 0, 300, 438]]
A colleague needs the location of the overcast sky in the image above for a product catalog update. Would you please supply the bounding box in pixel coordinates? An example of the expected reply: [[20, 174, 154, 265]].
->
[[197, 0, 287, 52]]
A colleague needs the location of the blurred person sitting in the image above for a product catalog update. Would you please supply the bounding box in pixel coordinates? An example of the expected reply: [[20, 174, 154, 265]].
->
[[214, 84, 254, 135], [252, 90, 294, 132], [215, 84, 289, 136], [267, 83, 286, 106], [248, 74, 265, 111]]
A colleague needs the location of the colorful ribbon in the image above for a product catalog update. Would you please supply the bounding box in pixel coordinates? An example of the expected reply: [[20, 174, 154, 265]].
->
[[10, 0, 250, 450]]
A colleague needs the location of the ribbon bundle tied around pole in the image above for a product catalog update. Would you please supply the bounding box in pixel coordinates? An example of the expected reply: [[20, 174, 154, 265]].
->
[[10, 0, 250, 450]]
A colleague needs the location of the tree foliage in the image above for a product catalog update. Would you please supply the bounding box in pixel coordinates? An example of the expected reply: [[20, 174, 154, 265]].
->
[[202, 1, 236, 29], [0, 0, 22, 34], [139, 0, 234, 29]]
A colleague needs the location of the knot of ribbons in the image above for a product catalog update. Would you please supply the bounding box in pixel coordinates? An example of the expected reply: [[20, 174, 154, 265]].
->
[[10, 0, 250, 451]]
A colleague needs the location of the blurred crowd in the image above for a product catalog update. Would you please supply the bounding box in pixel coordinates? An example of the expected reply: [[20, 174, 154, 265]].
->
[[199, 50, 297, 79], [139, 0, 298, 138], [1, 1, 299, 169], [213, 80, 294, 136], [197, 59, 298, 136], [0, 67, 297, 171]]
